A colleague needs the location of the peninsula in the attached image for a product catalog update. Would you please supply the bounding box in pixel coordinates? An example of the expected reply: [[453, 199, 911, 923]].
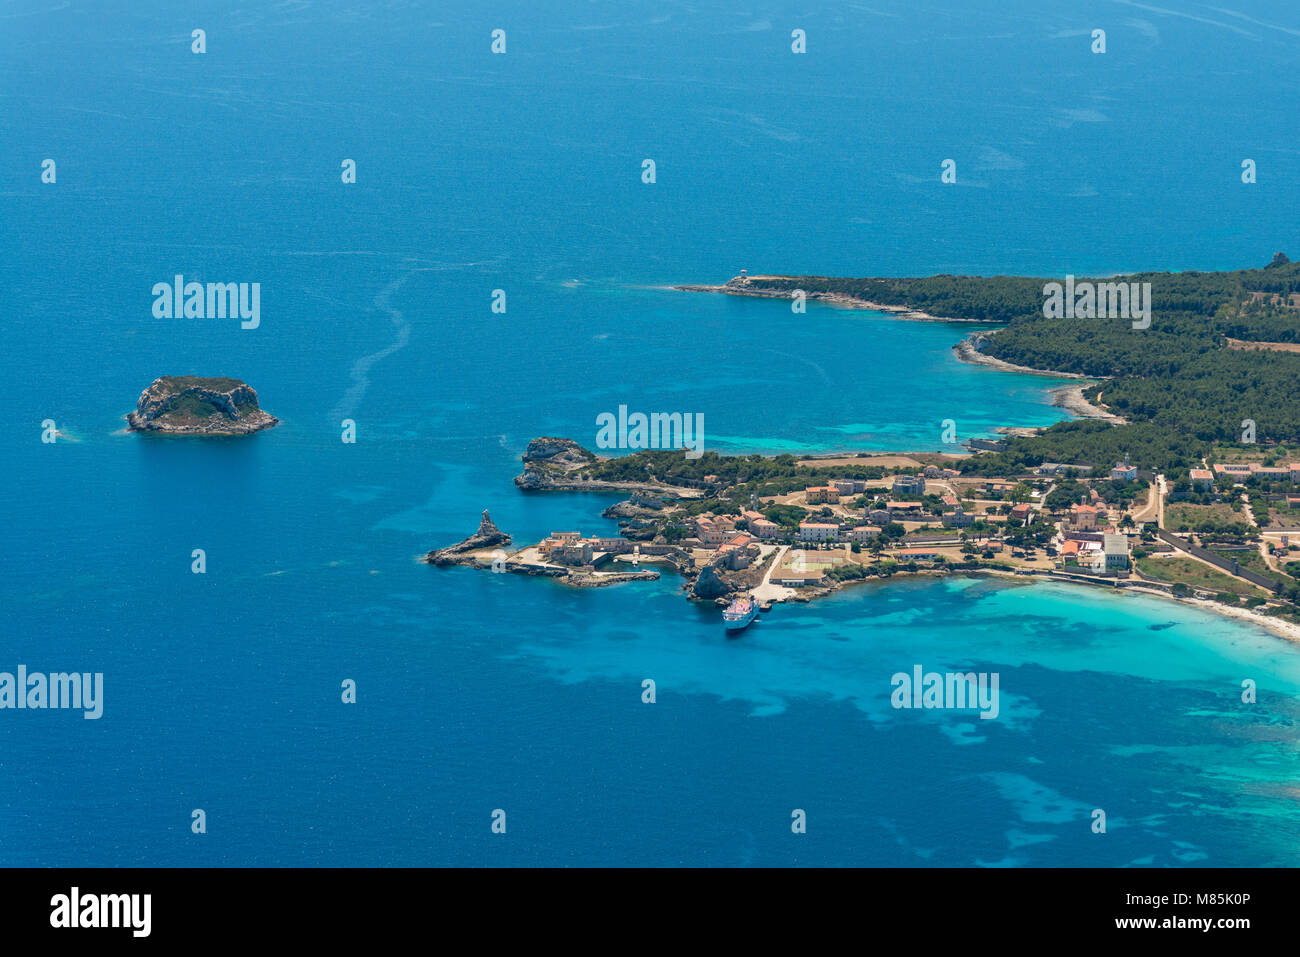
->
[[126, 376, 278, 435], [429, 256, 1300, 641]]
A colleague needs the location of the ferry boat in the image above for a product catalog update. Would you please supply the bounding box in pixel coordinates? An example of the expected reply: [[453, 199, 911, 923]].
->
[[722, 595, 758, 633]]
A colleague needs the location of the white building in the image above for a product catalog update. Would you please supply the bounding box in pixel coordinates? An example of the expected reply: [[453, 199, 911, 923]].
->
[[1103, 533, 1130, 570], [798, 522, 839, 542]]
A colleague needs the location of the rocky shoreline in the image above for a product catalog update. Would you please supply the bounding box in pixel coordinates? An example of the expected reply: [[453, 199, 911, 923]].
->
[[513, 436, 702, 497], [950, 334, 1089, 379], [673, 282, 984, 323], [424, 438, 1300, 650], [1048, 384, 1127, 423], [949, 335, 1127, 424], [425, 510, 512, 565], [425, 508, 662, 587], [678, 281, 1127, 426]]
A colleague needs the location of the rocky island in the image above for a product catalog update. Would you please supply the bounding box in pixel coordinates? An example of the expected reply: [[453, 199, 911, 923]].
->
[[126, 376, 279, 435]]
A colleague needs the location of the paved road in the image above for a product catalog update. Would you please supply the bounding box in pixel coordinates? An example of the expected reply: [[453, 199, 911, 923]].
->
[[752, 544, 795, 602], [1130, 474, 1165, 526]]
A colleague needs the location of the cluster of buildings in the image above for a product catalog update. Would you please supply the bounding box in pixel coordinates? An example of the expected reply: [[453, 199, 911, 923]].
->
[[923, 465, 962, 479], [1059, 533, 1131, 573], [1037, 458, 1139, 481], [1056, 499, 1130, 573], [796, 522, 882, 543], [537, 531, 676, 568], [685, 512, 769, 566], [693, 508, 885, 547], [802, 468, 959, 506], [804, 478, 871, 504], [1038, 462, 1093, 476], [1206, 462, 1300, 483]]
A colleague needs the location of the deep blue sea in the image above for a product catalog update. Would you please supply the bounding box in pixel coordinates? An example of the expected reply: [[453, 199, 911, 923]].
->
[[3, 0, 1300, 866]]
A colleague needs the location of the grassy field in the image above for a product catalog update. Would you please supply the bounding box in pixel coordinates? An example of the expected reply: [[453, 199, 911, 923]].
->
[[1207, 546, 1262, 568], [1206, 547, 1285, 585], [1263, 502, 1300, 528], [1207, 442, 1300, 464], [1164, 502, 1250, 533], [1136, 555, 1270, 598]]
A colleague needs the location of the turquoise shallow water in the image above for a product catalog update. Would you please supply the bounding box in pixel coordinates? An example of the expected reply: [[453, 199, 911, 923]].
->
[[4, 0, 1300, 866]]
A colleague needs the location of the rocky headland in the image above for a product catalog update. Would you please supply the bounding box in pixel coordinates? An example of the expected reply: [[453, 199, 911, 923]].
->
[[426, 507, 660, 587], [426, 510, 513, 565], [674, 274, 982, 323], [514, 436, 701, 497]]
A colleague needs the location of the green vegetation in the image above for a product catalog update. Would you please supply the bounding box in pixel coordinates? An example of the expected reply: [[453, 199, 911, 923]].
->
[[580, 449, 884, 492], [1164, 502, 1255, 537], [158, 375, 245, 392], [962, 421, 1211, 477], [743, 259, 1300, 470], [169, 394, 226, 421], [1136, 556, 1269, 599], [1205, 548, 1279, 586], [762, 504, 807, 528], [150, 377, 257, 423]]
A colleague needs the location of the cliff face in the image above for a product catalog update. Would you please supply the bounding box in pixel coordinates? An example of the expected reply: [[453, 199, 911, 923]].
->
[[126, 376, 278, 435], [515, 437, 603, 490], [691, 563, 735, 600], [522, 436, 596, 467]]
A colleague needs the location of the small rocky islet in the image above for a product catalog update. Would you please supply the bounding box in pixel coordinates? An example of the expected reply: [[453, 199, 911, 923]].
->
[[126, 376, 278, 435]]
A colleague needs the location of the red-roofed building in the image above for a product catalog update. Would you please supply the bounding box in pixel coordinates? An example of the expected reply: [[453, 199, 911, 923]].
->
[[1069, 503, 1099, 531], [806, 485, 840, 504]]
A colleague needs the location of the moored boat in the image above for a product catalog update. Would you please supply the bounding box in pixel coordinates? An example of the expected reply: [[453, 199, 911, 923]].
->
[[723, 595, 758, 632]]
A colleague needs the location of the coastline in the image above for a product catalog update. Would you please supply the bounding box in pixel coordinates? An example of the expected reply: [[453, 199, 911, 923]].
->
[[431, 492, 1300, 650], [672, 283, 985, 324], [478, 285, 1291, 648], [676, 280, 1125, 424], [838, 568, 1300, 647], [1047, 384, 1127, 424], [1122, 584, 1300, 646], [948, 335, 1127, 424], [949, 334, 1089, 379]]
